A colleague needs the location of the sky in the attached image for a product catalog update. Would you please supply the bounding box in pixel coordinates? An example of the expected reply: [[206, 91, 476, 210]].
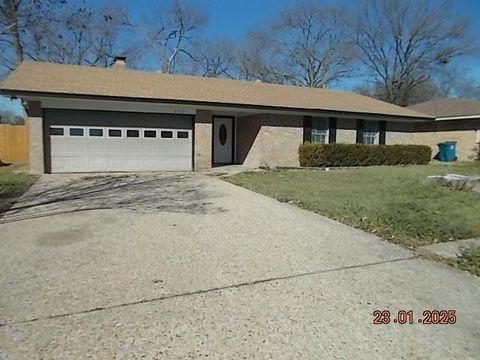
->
[[123, 0, 480, 40], [75, 0, 480, 88]]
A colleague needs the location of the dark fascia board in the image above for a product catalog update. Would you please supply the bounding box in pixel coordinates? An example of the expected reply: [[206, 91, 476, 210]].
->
[[0, 89, 435, 122]]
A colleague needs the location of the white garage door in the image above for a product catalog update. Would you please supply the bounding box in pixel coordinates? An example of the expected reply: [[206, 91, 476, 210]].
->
[[49, 126, 192, 172]]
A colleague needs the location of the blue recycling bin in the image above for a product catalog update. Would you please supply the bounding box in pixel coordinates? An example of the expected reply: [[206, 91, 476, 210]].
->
[[437, 141, 457, 162]]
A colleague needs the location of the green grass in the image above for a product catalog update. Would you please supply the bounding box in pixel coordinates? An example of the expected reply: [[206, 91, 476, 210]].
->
[[225, 163, 480, 249], [0, 166, 38, 215]]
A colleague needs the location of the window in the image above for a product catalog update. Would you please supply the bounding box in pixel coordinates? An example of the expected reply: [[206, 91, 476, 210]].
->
[[177, 131, 189, 139], [144, 130, 156, 138], [50, 127, 64, 136], [161, 131, 173, 138], [311, 118, 329, 144], [69, 128, 84, 137], [362, 121, 379, 145], [89, 128, 103, 137], [108, 129, 122, 137], [126, 129, 140, 138]]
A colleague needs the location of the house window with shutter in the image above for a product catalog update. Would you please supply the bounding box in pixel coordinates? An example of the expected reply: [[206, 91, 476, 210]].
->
[[311, 118, 329, 144], [362, 121, 380, 144]]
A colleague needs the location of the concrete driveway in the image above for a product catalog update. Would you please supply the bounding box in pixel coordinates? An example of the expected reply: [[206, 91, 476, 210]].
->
[[0, 173, 479, 359]]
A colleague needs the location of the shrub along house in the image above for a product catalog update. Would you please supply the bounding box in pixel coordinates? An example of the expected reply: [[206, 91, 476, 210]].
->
[[0, 59, 433, 173]]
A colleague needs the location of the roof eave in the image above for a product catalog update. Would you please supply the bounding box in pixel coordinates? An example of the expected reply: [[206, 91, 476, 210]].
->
[[435, 114, 480, 121], [0, 88, 434, 121]]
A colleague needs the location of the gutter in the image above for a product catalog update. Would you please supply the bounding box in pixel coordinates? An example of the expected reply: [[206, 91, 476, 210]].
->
[[435, 114, 480, 121]]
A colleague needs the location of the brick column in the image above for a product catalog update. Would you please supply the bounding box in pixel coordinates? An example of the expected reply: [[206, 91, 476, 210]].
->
[[26, 101, 44, 174], [194, 110, 213, 170]]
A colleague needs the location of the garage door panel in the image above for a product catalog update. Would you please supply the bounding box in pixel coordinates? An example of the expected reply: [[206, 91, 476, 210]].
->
[[88, 158, 108, 171], [89, 143, 105, 153], [46, 109, 193, 173]]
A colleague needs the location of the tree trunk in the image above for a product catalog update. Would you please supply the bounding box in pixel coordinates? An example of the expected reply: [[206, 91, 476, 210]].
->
[[11, 20, 23, 64], [5, 0, 24, 65]]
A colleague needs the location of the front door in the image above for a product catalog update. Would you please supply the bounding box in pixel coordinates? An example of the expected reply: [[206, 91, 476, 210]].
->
[[213, 116, 234, 164]]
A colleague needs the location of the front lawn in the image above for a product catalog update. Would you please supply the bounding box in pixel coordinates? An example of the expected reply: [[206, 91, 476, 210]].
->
[[0, 166, 38, 215], [225, 163, 480, 249]]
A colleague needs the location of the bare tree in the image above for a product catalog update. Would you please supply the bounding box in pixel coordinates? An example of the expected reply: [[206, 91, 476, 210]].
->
[[433, 66, 480, 100], [0, 0, 135, 77], [235, 30, 290, 84], [0, 0, 23, 66], [31, 3, 135, 67], [355, 78, 443, 105], [239, 1, 353, 87], [275, 1, 354, 87], [187, 38, 236, 78], [131, 0, 207, 74], [0, 0, 60, 71], [356, 64, 480, 104], [457, 82, 480, 101], [353, 0, 476, 106]]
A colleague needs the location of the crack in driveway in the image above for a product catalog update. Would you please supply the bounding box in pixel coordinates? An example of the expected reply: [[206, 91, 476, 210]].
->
[[0, 256, 415, 328]]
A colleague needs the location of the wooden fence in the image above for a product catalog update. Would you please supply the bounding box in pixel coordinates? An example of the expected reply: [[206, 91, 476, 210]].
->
[[0, 124, 29, 164]]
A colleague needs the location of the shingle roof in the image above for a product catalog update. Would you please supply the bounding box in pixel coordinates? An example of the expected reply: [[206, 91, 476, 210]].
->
[[407, 98, 480, 119], [1, 61, 431, 119]]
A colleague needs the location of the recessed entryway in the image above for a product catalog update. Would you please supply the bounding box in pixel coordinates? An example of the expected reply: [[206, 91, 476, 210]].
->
[[213, 116, 234, 165]]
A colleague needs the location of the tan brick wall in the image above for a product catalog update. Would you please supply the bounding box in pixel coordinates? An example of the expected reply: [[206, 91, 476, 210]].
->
[[386, 121, 416, 146], [27, 116, 44, 174], [236, 114, 303, 167], [413, 131, 478, 161], [336, 118, 357, 144], [194, 110, 212, 170], [387, 120, 480, 161]]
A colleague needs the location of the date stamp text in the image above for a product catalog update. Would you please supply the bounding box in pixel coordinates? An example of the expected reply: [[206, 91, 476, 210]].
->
[[373, 310, 456, 325]]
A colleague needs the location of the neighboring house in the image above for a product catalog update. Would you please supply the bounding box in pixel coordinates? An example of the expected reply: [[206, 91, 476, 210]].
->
[[0, 59, 432, 174], [405, 99, 480, 161]]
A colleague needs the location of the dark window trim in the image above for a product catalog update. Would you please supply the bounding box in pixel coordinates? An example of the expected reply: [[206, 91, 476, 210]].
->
[[43, 109, 51, 173], [379, 121, 386, 145], [191, 116, 195, 170], [303, 115, 312, 142], [356, 119, 364, 144], [328, 117, 337, 144]]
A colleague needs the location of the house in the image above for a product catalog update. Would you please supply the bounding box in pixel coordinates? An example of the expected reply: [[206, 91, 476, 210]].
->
[[0, 58, 433, 173], [406, 98, 480, 161]]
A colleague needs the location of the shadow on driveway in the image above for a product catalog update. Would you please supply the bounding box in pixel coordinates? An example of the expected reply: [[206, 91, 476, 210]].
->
[[1, 173, 225, 223]]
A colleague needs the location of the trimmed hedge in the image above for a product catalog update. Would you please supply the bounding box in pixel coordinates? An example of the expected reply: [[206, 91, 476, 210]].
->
[[299, 143, 432, 167]]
